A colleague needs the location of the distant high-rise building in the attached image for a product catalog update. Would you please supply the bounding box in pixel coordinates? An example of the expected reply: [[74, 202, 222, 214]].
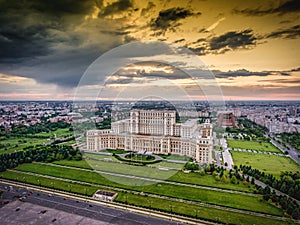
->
[[217, 112, 238, 128]]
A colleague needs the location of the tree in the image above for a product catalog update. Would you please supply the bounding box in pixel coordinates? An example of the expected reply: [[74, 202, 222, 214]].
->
[[291, 208, 300, 220], [230, 176, 237, 184]]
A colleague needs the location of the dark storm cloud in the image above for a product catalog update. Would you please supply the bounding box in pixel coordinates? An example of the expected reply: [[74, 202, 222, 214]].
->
[[214, 69, 269, 78], [266, 25, 300, 39], [209, 30, 256, 53], [150, 7, 196, 32], [214, 69, 293, 79], [291, 67, 300, 72], [233, 0, 300, 16], [99, 0, 134, 16], [0, 0, 134, 88], [188, 47, 206, 55], [174, 38, 185, 43], [0, 0, 98, 61], [101, 30, 131, 36]]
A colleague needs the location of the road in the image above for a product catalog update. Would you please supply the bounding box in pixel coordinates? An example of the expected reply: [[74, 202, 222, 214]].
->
[[215, 151, 222, 167], [220, 138, 233, 169], [270, 139, 300, 164], [0, 181, 184, 225]]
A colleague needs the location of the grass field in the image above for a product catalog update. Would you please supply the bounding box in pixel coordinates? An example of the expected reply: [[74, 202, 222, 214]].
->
[[53, 159, 252, 192], [83, 154, 180, 180], [0, 170, 292, 225], [169, 171, 255, 192], [0, 170, 98, 196], [227, 140, 281, 153], [27, 128, 73, 138], [231, 151, 300, 178], [116, 192, 292, 225], [13, 163, 283, 216], [84, 152, 119, 161], [85, 152, 184, 169]]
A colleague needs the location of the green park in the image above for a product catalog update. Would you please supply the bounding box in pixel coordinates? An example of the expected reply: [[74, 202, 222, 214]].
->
[[227, 140, 281, 153]]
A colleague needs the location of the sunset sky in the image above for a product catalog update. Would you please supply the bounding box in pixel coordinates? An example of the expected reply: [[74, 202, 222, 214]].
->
[[0, 0, 299, 100]]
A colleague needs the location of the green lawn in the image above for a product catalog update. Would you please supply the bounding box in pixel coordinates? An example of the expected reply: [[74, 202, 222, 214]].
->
[[0, 170, 292, 225], [52, 159, 93, 169], [227, 140, 281, 153], [169, 171, 255, 192], [116, 192, 292, 225], [84, 152, 184, 170], [0, 170, 98, 196], [27, 128, 73, 138], [231, 151, 300, 178], [13, 163, 283, 216], [51, 158, 179, 184], [54, 159, 251, 192], [84, 152, 119, 161], [165, 154, 192, 161]]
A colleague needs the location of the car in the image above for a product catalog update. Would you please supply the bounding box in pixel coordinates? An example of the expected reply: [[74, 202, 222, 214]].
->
[[63, 197, 67, 200]]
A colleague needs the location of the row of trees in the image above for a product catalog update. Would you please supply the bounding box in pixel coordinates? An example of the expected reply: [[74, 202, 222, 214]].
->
[[205, 164, 299, 219], [256, 185, 300, 219], [240, 165, 300, 201], [211, 165, 255, 185], [279, 132, 300, 151], [0, 145, 82, 172]]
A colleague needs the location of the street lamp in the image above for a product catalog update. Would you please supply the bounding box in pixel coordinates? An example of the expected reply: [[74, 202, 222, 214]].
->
[[169, 204, 173, 213], [194, 209, 199, 219], [169, 204, 173, 221]]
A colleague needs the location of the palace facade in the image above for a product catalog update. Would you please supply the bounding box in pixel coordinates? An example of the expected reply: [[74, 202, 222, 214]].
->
[[87, 109, 213, 164]]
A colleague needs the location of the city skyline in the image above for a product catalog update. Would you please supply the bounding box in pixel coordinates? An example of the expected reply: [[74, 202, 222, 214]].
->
[[0, 0, 299, 100]]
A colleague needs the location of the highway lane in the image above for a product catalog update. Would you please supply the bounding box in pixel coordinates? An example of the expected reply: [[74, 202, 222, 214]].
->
[[270, 139, 300, 164], [0, 182, 182, 225]]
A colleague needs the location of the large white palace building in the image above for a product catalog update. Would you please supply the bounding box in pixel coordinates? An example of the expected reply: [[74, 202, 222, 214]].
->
[[87, 109, 213, 164]]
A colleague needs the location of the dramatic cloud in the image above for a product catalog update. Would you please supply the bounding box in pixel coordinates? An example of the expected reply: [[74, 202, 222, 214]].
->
[[0, 0, 134, 87], [214, 69, 294, 79], [99, 0, 134, 17], [214, 69, 269, 78], [209, 30, 256, 53], [0, 0, 299, 100], [141, 2, 156, 16], [266, 25, 300, 39], [233, 0, 300, 16], [150, 7, 195, 33], [0, 0, 98, 61]]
